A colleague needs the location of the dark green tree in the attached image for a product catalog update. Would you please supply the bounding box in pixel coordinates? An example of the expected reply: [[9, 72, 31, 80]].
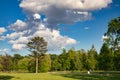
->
[[50, 54, 61, 71], [81, 49, 89, 70], [99, 43, 114, 70], [27, 36, 47, 73], [114, 50, 120, 70], [104, 17, 120, 70]]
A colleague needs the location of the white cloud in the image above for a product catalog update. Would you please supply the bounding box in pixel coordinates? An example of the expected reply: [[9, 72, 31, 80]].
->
[[6, 32, 24, 39], [8, 19, 27, 31], [3, 0, 112, 51], [6, 18, 76, 51], [9, 36, 28, 44], [0, 27, 7, 34], [12, 43, 26, 50], [33, 27, 76, 51], [20, 0, 112, 28]]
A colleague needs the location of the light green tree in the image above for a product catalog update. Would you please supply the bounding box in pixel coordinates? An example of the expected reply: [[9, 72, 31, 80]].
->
[[18, 57, 31, 72], [87, 45, 98, 70], [39, 54, 51, 72]]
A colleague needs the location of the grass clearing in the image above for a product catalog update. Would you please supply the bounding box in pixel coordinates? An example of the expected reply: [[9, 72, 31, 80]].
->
[[0, 71, 120, 80]]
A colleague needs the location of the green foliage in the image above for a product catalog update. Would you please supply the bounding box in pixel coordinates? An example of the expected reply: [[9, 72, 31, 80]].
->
[[12, 54, 23, 71], [74, 52, 82, 70], [50, 54, 61, 71], [18, 57, 31, 72], [114, 50, 120, 70], [28, 58, 36, 73], [104, 17, 120, 70], [87, 45, 98, 70], [107, 17, 120, 51], [39, 54, 51, 72], [58, 48, 68, 71], [81, 50, 89, 70], [99, 43, 114, 70]]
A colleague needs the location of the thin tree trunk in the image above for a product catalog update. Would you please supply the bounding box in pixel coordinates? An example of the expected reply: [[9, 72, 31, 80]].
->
[[36, 57, 38, 73]]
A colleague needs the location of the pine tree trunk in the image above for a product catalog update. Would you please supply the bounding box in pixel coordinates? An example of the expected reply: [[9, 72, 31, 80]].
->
[[36, 57, 38, 73]]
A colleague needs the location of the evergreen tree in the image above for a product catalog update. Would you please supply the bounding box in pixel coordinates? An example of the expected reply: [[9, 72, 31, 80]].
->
[[81, 49, 89, 70], [74, 51, 82, 70], [99, 43, 114, 70], [27, 36, 47, 73], [87, 45, 98, 70], [58, 48, 68, 71]]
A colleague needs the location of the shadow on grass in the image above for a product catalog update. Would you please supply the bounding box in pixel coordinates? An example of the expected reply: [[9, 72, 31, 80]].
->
[[53, 72, 120, 80], [0, 75, 14, 80]]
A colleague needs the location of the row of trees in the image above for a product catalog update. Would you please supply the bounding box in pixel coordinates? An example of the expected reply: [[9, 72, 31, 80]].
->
[[0, 53, 51, 72], [0, 17, 120, 73], [0, 43, 120, 72]]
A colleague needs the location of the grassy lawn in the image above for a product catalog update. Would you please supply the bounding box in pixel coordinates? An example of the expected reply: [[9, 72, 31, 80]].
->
[[0, 71, 120, 80]]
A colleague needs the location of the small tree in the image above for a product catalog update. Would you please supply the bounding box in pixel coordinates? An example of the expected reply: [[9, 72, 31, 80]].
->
[[27, 36, 47, 73]]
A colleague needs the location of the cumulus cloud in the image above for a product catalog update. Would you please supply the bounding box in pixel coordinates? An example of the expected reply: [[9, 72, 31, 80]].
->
[[6, 32, 24, 39], [8, 20, 27, 31], [0, 27, 7, 34], [33, 27, 76, 50], [2, 0, 112, 51], [20, 0, 112, 28], [7, 22, 76, 51], [12, 44, 26, 51]]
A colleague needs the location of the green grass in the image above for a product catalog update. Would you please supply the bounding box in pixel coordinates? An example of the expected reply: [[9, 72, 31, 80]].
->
[[0, 71, 120, 80]]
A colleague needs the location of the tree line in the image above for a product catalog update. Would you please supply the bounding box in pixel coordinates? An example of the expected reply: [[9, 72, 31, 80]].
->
[[0, 44, 120, 72], [0, 17, 120, 73]]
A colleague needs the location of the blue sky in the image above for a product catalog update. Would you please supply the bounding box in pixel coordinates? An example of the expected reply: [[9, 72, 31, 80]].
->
[[0, 0, 120, 55]]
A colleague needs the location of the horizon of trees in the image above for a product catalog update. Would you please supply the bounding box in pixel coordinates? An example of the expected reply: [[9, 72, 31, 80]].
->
[[0, 44, 120, 72]]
